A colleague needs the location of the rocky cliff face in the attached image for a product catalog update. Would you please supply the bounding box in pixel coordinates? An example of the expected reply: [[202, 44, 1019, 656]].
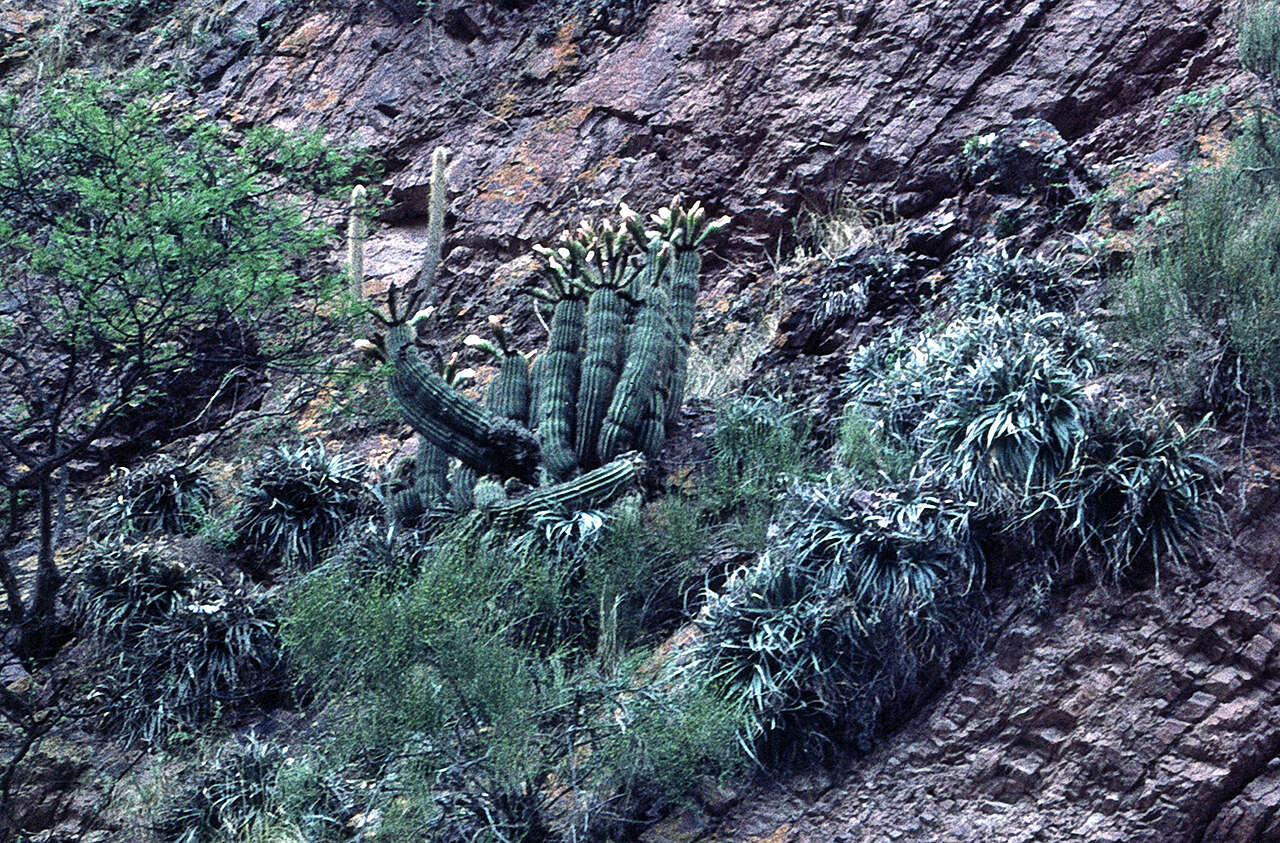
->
[[197, 0, 1243, 283], [197, 2, 1276, 840], [6, 0, 1275, 839]]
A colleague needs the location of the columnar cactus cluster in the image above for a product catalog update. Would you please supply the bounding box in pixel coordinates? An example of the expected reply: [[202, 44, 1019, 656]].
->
[[356, 148, 727, 524]]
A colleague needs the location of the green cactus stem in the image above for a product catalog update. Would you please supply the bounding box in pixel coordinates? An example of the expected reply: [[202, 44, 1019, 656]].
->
[[471, 320, 531, 426], [664, 248, 699, 424], [528, 352, 545, 431], [387, 324, 539, 481], [473, 478, 508, 511], [575, 284, 627, 468], [538, 294, 586, 480], [638, 389, 667, 458], [415, 435, 450, 505], [389, 488, 425, 525], [597, 282, 673, 463], [491, 452, 644, 527], [448, 465, 477, 512]]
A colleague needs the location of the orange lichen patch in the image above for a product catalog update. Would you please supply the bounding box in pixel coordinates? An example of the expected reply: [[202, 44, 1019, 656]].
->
[[550, 16, 581, 74], [276, 14, 333, 56], [747, 827, 795, 843], [576, 154, 622, 185], [476, 153, 543, 205], [491, 83, 518, 125], [303, 88, 340, 114]]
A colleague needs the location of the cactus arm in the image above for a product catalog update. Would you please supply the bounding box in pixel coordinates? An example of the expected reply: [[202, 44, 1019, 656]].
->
[[390, 488, 425, 525], [491, 452, 644, 526], [537, 294, 586, 480], [387, 325, 539, 480], [415, 146, 450, 301], [597, 284, 672, 463], [347, 185, 367, 301], [416, 435, 450, 505], [574, 285, 627, 468], [448, 465, 477, 512], [665, 248, 701, 423], [491, 351, 532, 426]]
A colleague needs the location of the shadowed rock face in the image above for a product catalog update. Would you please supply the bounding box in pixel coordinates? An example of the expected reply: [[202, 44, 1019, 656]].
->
[[205, 0, 1243, 292]]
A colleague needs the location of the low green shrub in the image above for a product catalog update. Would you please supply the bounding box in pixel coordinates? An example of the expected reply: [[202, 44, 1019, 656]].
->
[[1032, 403, 1218, 585], [698, 481, 982, 763], [1120, 5, 1280, 417], [846, 305, 1103, 454], [704, 396, 812, 550], [71, 542, 286, 745], [155, 734, 285, 843], [920, 344, 1088, 516], [949, 252, 1072, 312], [233, 442, 369, 571], [99, 456, 213, 538]]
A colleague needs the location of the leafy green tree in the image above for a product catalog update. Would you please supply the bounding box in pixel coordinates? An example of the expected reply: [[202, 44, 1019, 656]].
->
[[0, 71, 359, 655]]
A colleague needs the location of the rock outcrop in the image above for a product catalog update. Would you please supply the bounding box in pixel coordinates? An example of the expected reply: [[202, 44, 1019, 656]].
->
[[199, 0, 1245, 294]]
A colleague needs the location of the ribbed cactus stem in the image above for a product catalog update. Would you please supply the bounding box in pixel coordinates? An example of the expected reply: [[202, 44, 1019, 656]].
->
[[491, 452, 644, 527], [389, 489, 425, 525], [488, 352, 531, 426], [597, 284, 672, 463], [574, 285, 627, 468], [387, 324, 539, 480], [347, 185, 367, 301], [538, 295, 586, 481], [528, 353, 545, 431], [415, 435, 450, 504], [448, 465, 477, 512], [665, 248, 701, 424], [638, 389, 667, 458]]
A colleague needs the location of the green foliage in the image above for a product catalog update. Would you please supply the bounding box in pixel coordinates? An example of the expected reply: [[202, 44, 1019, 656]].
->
[[155, 734, 285, 843], [1242, 1, 1280, 83], [594, 671, 748, 807], [233, 442, 369, 570], [847, 306, 1103, 456], [1120, 6, 1280, 417], [1033, 404, 1218, 585], [1121, 128, 1280, 415], [98, 456, 213, 538], [71, 542, 285, 746], [949, 252, 1072, 312], [922, 345, 1088, 515], [699, 481, 982, 762], [704, 396, 812, 550], [835, 408, 914, 484]]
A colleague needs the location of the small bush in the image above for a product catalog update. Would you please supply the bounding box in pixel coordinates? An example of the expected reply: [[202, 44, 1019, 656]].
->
[[704, 396, 812, 549], [949, 252, 1073, 312], [846, 305, 1103, 457], [699, 481, 982, 762], [99, 456, 213, 537], [835, 407, 915, 484], [1034, 404, 1219, 584], [920, 345, 1088, 515], [72, 542, 286, 745], [233, 442, 369, 571], [155, 734, 284, 843]]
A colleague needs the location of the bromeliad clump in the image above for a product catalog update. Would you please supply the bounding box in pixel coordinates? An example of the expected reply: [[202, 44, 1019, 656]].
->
[[355, 148, 728, 525]]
